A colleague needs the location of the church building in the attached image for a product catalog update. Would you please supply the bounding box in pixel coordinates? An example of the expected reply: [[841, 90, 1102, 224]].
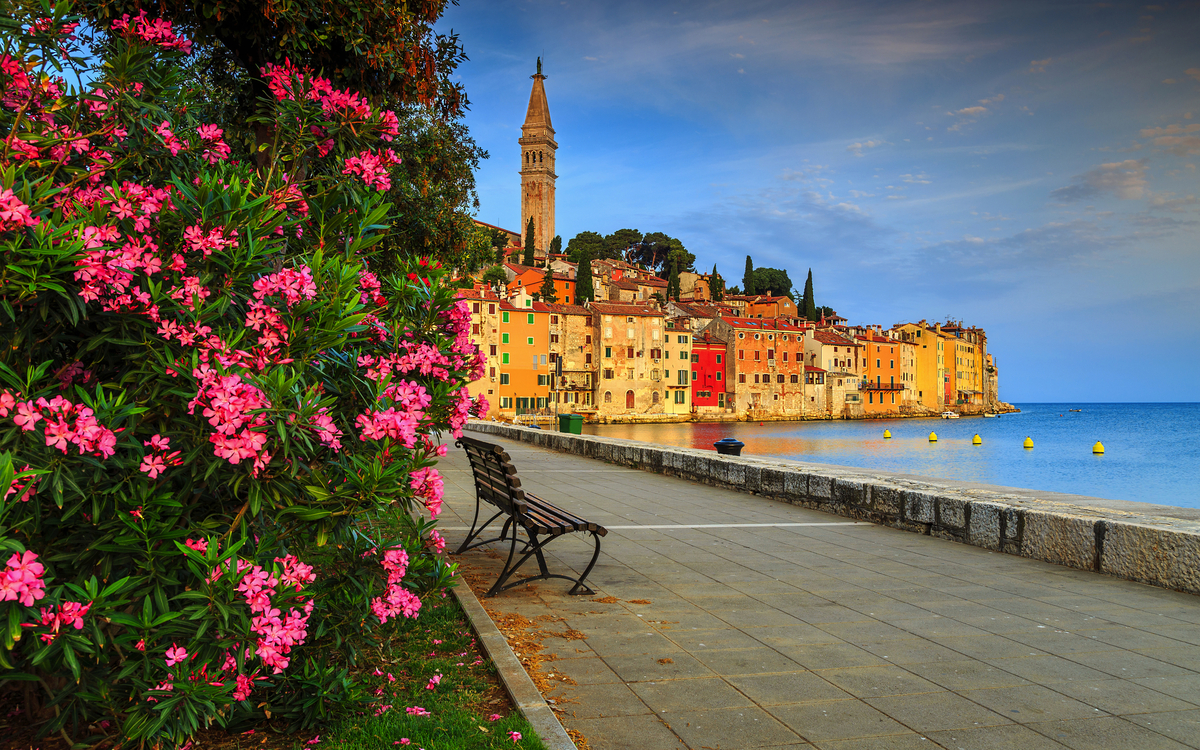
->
[[519, 58, 557, 256]]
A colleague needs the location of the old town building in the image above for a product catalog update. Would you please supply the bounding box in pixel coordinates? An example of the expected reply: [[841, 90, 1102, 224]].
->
[[806, 329, 864, 418], [520, 59, 556, 254], [591, 302, 667, 416], [691, 330, 730, 413], [702, 317, 810, 416]]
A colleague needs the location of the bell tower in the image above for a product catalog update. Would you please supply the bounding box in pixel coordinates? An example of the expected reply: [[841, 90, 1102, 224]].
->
[[519, 58, 556, 258]]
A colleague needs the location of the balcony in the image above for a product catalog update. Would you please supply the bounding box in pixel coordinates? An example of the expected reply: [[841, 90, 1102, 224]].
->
[[860, 381, 905, 391]]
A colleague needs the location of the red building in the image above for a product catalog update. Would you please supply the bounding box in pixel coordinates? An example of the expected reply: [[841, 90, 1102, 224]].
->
[[690, 331, 728, 411]]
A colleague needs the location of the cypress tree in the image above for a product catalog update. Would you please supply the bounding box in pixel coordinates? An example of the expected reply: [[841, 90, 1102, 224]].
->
[[538, 269, 558, 303], [575, 250, 595, 305], [710, 263, 723, 301], [743, 255, 755, 296], [549, 235, 562, 255], [668, 255, 680, 301], [803, 268, 817, 321], [523, 216, 536, 266]]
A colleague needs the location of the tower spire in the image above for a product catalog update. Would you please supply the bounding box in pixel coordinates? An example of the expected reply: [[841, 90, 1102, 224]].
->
[[520, 59, 557, 260]]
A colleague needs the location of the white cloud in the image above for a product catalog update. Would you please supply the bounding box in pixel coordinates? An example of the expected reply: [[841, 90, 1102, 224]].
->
[[1139, 123, 1200, 155], [979, 94, 1005, 105], [730, 53, 745, 58], [847, 139, 885, 156], [1028, 57, 1052, 73], [1050, 159, 1149, 202], [1186, 68, 1200, 82], [901, 173, 932, 184], [848, 189, 876, 198], [886, 195, 907, 200]]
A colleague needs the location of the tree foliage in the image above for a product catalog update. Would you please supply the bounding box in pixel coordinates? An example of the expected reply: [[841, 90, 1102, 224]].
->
[[549, 234, 562, 255], [710, 264, 724, 302], [743, 256, 755, 296], [752, 267, 795, 300], [802, 269, 817, 321], [538, 270, 558, 303], [481, 265, 509, 289], [575, 250, 595, 304], [522, 216, 536, 266], [565, 230, 604, 263]]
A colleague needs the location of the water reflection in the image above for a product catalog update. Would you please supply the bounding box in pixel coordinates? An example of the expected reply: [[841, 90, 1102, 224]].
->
[[583, 403, 1200, 508]]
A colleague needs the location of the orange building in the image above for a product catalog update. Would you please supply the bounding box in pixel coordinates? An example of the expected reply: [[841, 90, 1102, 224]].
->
[[505, 267, 576, 303], [857, 331, 906, 414], [495, 301, 551, 415], [701, 317, 809, 415]]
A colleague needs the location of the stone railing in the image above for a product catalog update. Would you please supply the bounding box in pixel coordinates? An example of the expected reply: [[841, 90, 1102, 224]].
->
[[464, 421, 1200, 595]]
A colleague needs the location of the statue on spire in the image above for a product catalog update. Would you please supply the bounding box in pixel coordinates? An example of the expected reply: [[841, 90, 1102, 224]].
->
[[535, 57, 543, 77]]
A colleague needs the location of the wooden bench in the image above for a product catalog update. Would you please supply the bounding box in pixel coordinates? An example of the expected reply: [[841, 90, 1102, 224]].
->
[[453, 435, 607, 597]]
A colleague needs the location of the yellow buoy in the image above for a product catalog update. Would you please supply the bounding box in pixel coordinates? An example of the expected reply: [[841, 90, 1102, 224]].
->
[[972, 434, 982, 445], [883, 430, 892, 439], [1023, 436, 1034, 449], [1093, 441, 1105, 454], [929, 432, 938, 442]]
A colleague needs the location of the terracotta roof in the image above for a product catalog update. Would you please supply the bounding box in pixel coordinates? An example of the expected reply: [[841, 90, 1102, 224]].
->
[[610, 279, 640, 291], [590, 302, 663, 317], [504, 262, 539, 274], [692, 335, 727, 345], [539, 303, 591, 315], [718, 316, 806, 332], [812, 329, 861, 347], [636, 277, 668, 288], [805, 365, 827, 372]]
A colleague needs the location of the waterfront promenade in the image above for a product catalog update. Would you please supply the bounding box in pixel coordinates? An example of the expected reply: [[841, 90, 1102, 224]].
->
[[442, 434, 1200, 750]]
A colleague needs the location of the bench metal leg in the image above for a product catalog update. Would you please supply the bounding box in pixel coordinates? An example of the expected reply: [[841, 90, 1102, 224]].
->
[[567, 531, 603, 596], [483, 529, 602, 597]]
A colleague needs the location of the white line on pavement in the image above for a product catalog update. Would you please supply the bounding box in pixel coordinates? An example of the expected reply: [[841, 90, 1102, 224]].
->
[[438, 522, 870, 531]]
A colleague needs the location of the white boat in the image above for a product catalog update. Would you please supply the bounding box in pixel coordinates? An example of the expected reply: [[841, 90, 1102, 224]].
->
[[983, 413, 997, 418], [940, 411, 960, 419]]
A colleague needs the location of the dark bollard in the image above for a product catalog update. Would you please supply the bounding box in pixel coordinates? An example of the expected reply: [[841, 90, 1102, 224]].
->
[[713, 438, 745, 456]]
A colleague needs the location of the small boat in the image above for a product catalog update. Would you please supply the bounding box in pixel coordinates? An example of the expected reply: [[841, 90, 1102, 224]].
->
[[940, 411, 960, 419], [1069, 409, 1082, 412], [983, 413, 997, 418]]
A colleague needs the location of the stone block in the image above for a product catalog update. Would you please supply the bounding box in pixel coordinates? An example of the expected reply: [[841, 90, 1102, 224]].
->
[[808, 474, 832, 502], [742, 463, 762, 493], [870, 483, 903, 516], [937, 496, 968, 532], [833, 479, 867, 509], [783, 471, 808, 504], [968, 502, 1002, 550], [903, 491, 937, 525], [712, 458, 745, 487], [1021, 511, 1096, 571], [1101, 523, 1200, 595], [760, 467, 788, 498]]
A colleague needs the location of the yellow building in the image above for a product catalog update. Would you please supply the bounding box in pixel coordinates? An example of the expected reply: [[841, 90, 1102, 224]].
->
[[460, 289, 503, 418], [591, 302, 668, 416], [890, 321, 948, 411]]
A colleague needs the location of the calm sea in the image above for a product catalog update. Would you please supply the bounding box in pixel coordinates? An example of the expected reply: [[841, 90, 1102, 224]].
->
[[584, 403, 1200, 509]]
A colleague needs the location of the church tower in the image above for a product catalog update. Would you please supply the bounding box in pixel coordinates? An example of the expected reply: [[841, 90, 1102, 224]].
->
[[520, 58, 556, 258]]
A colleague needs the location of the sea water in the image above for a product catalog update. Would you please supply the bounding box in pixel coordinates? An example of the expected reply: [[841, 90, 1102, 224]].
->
[[584, 403, 1200, 509]]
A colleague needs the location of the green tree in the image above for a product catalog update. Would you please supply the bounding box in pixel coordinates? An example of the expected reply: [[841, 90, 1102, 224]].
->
[[667, 255, 680, 301], [575, 250, 595, 304], [549, 235, 562, 255], [727, 285, 742, 295], [802, 269, 817, 321], [538, 270, 559, 303], [751, 267, 795, 300], [743, 255, 756, 295], [481, 265, 509, 288], [605, 228, 643, 259], [566, 231, 605, 263], [710, 264, 725, 302], [523, 216, 536, 266], [819, 305, 836, 320]]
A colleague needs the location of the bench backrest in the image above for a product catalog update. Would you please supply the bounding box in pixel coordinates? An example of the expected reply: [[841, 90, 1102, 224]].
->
[[456, 435, 529, 520]]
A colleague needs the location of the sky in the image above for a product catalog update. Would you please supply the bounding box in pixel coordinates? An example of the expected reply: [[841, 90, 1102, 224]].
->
[[437, 0, 1200, 403]]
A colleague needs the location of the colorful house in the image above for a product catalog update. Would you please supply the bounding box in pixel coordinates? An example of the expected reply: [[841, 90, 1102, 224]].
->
[[691, 330, 729, 413]]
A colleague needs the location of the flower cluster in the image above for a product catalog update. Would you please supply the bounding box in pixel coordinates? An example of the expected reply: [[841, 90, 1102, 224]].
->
[[27, 600, 91, 644], [0, 188, 38, 231], [409, 467, 444, 519], [1, 392, 117, 459], [140, 434, 183, 479], [187, 367, 272, 470], [369, 548, 421, 624], [342, 149, 402, 191], [0, 550, 45, 607], [110, 11, 193, 55]]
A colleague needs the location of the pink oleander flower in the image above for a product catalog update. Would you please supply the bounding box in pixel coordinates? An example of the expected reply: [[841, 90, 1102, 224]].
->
[[185, 538, 208, 554], [0, 550, 46, 607], [165, 644, 187, 667], [426, 673, 441, 690], [405, 706, 430, 717], [139, 453, 166, 478], [509, 731, 522, 743], [488, 714, 501, 722]]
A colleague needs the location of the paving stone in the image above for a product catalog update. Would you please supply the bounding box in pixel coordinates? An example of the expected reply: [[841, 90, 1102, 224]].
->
[[768, 699, 912, 742], [925, 724, 1073, 749], [602, 651, 717, 682], [726, 671, 855, 706], [1131, 675, 1200, 706], [1026, 716, 1195, 750], [865, 691, 1013, 731], [548, 656, 623, 685], [627, 676, 754, 713], [904, 660, 1033, 691], [1125, 709, 1200, 748], [668, 705, 804, 748], [958, 685, 1110, 723], [689, 645, 803, 675], [817, 665, 943, 698], [579, 631, 685, 657], [777, 642, 892, 670], [816, 735, 948, 750], [568, 713, 686, 750], [546, 681, 651, 719]]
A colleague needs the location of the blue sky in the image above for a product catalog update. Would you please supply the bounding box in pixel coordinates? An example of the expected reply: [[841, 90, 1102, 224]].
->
[[438, 0, 1200, 403]]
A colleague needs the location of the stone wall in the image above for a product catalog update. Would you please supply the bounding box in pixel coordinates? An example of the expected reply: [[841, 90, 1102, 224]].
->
[[464, 421, 1200, 596]]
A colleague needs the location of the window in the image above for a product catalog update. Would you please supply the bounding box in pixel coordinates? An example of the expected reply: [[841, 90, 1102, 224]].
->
[[651, 369, 660, 381], [652, 330, 660, 340], [626, 390, 635, 408], [692, 370, 698, 381], [537, 397, 547, 409], [754, 374, 760, 383], [604, 369, 614, 379], [500, 397, 512, 408], [605, 347, 612, 358], [626, 368, 634, 379], [604, 391, 612, 403], [768, 350, 775, 359], [471, 324, 481, 335], [738, 332, 744, 339], [527, 313, 534, 324], [890, 360, 894, 368], [500, 373, 510, 385], [540, 355, 547, 364], [527, 337, 534, 345], [783, 352, 788, 362], [501, 333, 510, 344], [652, 391, 660, 404], [489, 367, 496, 377], [739, 374, 746, 383], [678, 335, 687, 344], [650, 348, 661, 359], [691, 353, 699, 363], [627, 328, 635, 338], [585, 335, 592, 344], [537, 375, 549, 385], [677, 370, 689, 385], [679, 351, 689, 360], [754, 351, 761, 361], [738, 351, 745, 360], [627, 346, 634, 358], [472, 302, 480, 313], [525, 299, 532, 308], [790, 374, 799, 383], [716, 372, 722, 381], [877, 359, 881, 368], [716, 354, 722, 364], [754, 333, 760, 340], [502, 312, 509, 323], [549, 353, 557, 363], [550, 333, 559, 343], [627, 317, 635, 323], [489, 345, 497, 356], [674, 390, 686, 404], [489, 304, 496, 315], [502, 353, 510, 364], [551, 315, 558, 324], [604, 327, 612, 338], [777, 374, 785, 383]]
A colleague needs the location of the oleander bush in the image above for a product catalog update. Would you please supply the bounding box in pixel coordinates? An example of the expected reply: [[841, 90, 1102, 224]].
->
[[0, 3, 485, 745]]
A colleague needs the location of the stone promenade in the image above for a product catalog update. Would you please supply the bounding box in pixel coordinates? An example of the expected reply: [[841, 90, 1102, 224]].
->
[[441, 435, 1200, 750]]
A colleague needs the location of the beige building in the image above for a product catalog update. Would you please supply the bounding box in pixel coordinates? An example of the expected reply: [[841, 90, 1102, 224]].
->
[[591, 302, 667, 416], [805, 329, 864, 418], [541, 302, 595, 412]]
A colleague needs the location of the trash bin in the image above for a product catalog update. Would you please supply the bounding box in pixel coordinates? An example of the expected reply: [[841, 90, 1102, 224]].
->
[[558, 413, 583, 434], [713, 438, 745, 456]]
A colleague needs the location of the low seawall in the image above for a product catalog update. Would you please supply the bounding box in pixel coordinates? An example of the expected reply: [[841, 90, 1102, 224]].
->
[[464, 421, 1200, 596]]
